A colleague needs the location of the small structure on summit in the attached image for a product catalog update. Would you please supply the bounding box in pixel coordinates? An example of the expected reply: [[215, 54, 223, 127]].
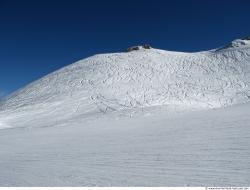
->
[[242, 36, 250, 40], [126, 44, 152, 52], [127, 46, 140, 52], [142, 44, 151, 49]]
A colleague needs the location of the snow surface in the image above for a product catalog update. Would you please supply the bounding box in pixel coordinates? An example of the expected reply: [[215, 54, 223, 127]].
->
[[1, 39, 250, 129], [0, 104, 250, 186], [0, 39, 250, 186]]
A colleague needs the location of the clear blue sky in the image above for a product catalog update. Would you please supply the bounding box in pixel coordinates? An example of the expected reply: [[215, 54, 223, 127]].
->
[[1, 0, 250, 95]]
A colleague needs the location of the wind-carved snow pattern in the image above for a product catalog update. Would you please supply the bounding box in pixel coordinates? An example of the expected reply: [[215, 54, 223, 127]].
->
[[0, 39, 250, 129]]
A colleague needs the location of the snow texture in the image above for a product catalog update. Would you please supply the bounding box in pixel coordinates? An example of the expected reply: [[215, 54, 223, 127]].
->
[[0, 38, 250, 186], [1, 39, 250, 129], [0, 104, 250, 186]]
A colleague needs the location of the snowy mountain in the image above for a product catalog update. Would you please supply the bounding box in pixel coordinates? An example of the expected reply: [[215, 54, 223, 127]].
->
[[1, 38, 250, 186], [1, 38, 250, 129]]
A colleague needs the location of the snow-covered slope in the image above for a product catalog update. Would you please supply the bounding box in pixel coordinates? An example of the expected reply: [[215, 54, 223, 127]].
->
[[1, 38, 250, 186], [1, 38, 250, 129]]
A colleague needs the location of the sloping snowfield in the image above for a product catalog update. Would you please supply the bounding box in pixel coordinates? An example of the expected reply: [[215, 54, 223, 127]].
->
[[1, 39, 250, 130], [0, 38, 250, 186]]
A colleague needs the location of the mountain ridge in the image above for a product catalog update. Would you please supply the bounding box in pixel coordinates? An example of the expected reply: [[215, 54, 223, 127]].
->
[[1, 39, 250, 129]]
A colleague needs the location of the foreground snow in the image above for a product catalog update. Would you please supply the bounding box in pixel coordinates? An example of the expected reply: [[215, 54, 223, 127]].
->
[[0, 104, 250, 186]]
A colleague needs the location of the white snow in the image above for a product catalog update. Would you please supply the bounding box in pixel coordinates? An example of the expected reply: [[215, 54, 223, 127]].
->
[[1, 39, 250, 129], [0, 38, 250, 186], [0, 103, 250, 186]]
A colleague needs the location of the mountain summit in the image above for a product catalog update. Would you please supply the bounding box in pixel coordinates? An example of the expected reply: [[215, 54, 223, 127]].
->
[[0, 38, 250, 129], [217, 37, 250, 50]]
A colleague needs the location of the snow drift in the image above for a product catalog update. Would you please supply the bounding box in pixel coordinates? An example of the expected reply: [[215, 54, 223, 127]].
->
[[0, 38, 250, 129]]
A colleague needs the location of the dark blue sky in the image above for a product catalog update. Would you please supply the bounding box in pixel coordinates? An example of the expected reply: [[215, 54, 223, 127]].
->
[[1, 0, 250, 95]]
